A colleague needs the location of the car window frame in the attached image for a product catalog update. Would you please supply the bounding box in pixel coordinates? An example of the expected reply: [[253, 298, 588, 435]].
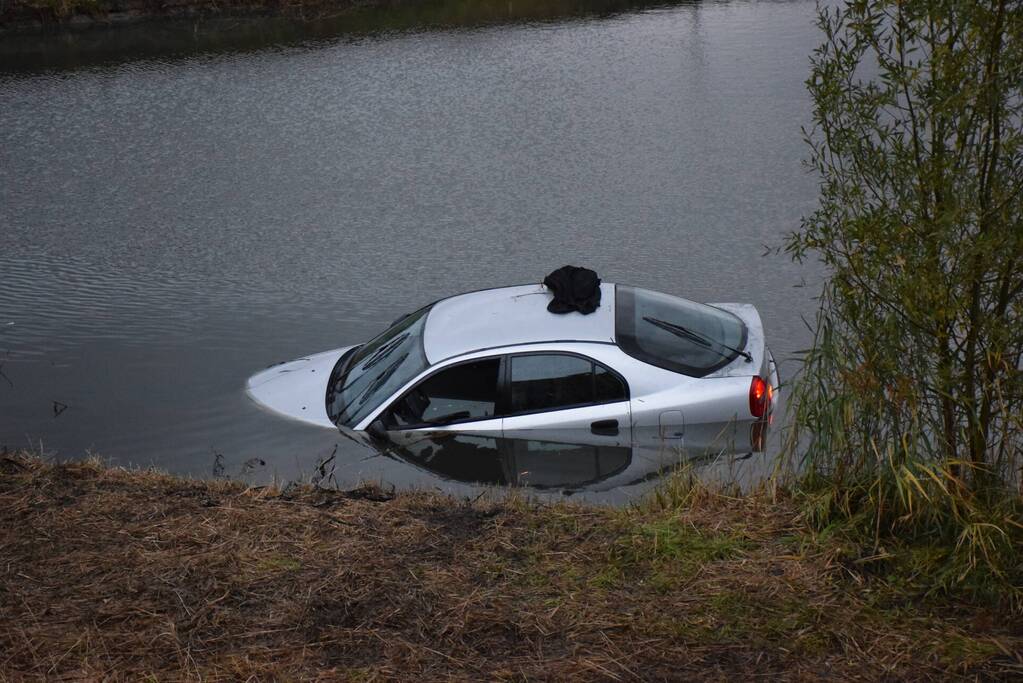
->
[[375, 349, 631, 429], [501, 350, 630, 420], [378, 355, 508, 430]]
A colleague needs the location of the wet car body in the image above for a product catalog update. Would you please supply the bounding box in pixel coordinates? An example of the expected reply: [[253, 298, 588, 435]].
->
[[246, 282, 779, 454]]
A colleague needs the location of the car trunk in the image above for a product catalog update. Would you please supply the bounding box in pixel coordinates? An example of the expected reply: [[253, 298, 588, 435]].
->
[[704, 303, 769, 380]]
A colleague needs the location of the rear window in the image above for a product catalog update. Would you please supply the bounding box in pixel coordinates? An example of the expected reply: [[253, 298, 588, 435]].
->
[[615, 285, 747, 377]]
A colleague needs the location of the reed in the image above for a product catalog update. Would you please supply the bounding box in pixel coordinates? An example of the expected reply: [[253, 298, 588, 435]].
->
[[784, 0, 1023, 606]]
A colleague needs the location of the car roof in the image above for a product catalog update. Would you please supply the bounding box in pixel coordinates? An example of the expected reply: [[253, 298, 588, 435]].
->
[[422, 283, 617, 364]]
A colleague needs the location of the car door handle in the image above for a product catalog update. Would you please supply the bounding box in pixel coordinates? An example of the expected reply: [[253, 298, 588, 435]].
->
[[591, 419, 619, 436]]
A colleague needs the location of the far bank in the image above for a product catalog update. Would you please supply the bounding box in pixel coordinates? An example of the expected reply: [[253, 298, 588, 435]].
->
[[1, 0, 674, 33]]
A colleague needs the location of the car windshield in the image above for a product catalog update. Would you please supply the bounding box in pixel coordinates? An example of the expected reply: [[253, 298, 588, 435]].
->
[[327, 305, 432, 428], [615, 285, 747, 377]]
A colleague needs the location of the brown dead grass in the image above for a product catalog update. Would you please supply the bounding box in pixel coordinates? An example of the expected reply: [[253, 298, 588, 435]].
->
[[1, 452, 1021, 681]]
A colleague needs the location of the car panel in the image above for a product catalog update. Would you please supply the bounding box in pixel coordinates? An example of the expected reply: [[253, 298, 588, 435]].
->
[[245, 346, 355, 429], [503, 400, 632, 448], [422, 283, 616, 365], [631, 375, 759, 454]]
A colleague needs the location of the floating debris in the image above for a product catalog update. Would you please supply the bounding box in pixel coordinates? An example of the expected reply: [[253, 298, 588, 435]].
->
[[241, 457, 266, 473]]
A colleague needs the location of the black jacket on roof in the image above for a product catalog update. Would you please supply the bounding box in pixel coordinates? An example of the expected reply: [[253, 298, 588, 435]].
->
[[543, 265, 602, 315]]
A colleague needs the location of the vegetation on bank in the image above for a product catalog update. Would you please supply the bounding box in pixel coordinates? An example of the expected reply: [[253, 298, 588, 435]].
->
[[783, 0, 1023, 606], [1, 452, 1021, 680]]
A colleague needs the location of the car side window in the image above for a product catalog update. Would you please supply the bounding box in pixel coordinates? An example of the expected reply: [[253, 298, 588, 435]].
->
[[594, 363, 628, 403], [387, 358, 500, 428], [509, 354, 627, 414]]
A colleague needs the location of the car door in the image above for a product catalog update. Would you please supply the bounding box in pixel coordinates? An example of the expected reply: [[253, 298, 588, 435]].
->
[[500, 352, 632, 447], [375, 357, 504, 434]]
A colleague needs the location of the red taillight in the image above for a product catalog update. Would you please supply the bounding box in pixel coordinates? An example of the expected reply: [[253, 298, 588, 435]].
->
[[750, 376, 769, 418]]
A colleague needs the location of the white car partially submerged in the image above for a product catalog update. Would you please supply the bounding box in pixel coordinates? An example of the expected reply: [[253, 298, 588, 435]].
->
[[246, 282, 779, 452]]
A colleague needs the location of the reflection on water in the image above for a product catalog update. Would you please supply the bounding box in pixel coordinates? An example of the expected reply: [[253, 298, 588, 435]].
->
[[344, 423, 768, 500], [384, 432, 633, 490], [1, 0, 688, 73]]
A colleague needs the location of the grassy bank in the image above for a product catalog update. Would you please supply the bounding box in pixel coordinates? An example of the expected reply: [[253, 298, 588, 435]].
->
[[2, 453, 1021, 679]]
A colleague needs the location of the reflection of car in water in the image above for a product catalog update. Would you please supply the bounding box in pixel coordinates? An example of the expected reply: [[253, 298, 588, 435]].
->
[[358, 427, 754, 493], [380, 432, 632, 490], [246, 282, 779, 456]]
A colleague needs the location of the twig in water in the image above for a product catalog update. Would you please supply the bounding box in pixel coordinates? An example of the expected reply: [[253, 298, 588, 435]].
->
[[312, 445, 338, 488], [0, 352, 13, 388], [211, 449, 225, 479]]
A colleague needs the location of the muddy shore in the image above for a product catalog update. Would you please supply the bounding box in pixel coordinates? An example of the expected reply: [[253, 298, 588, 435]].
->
[[2, 452, 1020, 680]]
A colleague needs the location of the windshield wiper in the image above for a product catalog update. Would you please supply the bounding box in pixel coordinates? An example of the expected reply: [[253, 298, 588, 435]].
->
[[360, 333, 409, 371], [643, 316, 752, 363], [333, 335, 409, 398], [333, 352, 409, 422], [356, 353, 409, 407]]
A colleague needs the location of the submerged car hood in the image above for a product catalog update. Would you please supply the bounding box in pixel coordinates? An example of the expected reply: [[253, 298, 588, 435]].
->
[[245, 346, 355, 429]]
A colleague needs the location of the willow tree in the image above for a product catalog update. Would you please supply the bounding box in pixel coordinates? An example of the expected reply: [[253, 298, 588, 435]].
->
[[786, 0, 1023, 548]]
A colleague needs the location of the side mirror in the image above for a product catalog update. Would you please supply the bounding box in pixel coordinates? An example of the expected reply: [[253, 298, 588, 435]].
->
[[366, 419, 388, 438]]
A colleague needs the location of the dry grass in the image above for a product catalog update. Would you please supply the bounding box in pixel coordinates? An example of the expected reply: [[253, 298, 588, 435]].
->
[[1, 452, 1021, 681]]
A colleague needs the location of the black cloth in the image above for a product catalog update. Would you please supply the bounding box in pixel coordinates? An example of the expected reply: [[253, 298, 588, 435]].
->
[[543, 265, 602, 315]]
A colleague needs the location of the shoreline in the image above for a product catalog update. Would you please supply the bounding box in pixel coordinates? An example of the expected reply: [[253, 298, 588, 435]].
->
[[2, 452, 1019, 679], [0, 0, 667, 34], [1, 0, 401, 32]]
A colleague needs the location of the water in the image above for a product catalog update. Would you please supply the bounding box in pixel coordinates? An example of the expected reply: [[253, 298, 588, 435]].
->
[[1, 0, 822, 501]]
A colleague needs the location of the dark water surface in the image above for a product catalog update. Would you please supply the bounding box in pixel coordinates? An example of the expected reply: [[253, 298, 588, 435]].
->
[[1, 0, 821, 502]]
